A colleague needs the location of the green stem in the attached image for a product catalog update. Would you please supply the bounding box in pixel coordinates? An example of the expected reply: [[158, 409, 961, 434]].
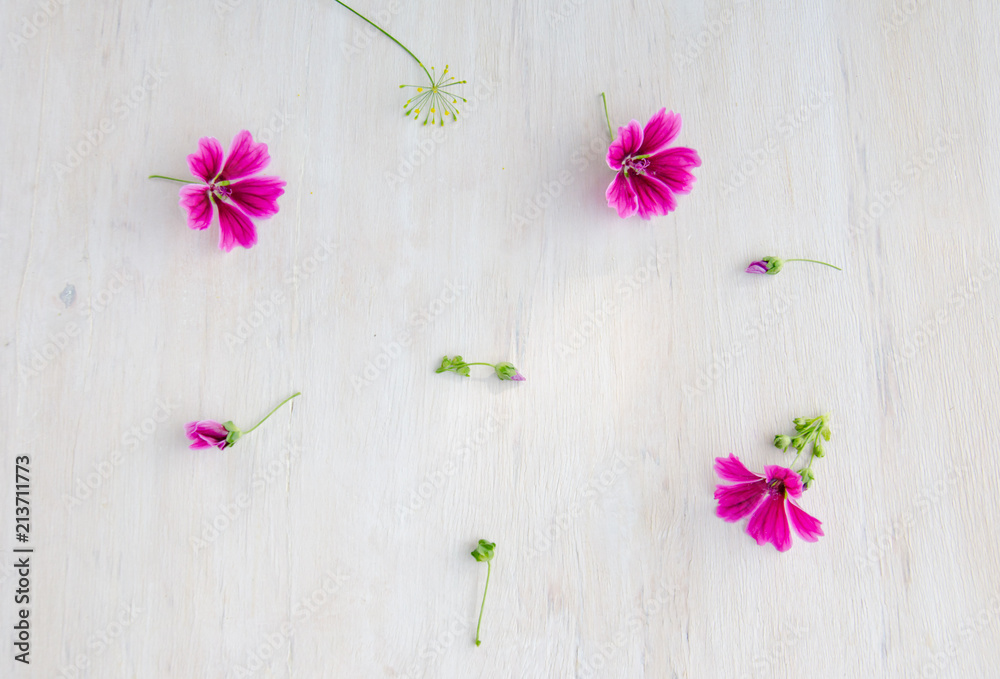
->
[[600, 92, 614, 140], [475, 560, 490, 647], [784, 259, 842, 271], [148, 175, 195, 184], [464, 363, 496, 369], [244, 392, 301, 434], [332, 0, 431, 81]]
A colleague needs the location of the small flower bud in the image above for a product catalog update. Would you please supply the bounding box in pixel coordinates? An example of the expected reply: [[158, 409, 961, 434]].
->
[[798, 468, 815, 489], [774, 435, 791, 451], [791, 436, 805, 450], [813, 441, 824, 458]]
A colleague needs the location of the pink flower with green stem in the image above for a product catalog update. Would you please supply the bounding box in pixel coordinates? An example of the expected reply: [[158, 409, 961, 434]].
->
[[150, 130, 286, 252], [746, 256, 842, 275], [185, 392, 300, 450], [601, 93, 701, 219], [714, 413, 831, 551], [332, 0, 466, 126]]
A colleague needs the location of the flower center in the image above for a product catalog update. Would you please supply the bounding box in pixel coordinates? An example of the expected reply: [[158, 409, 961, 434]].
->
[[624, 156, 650, 174], [211, 183, 232, 202], [767, 478, 786, 498]]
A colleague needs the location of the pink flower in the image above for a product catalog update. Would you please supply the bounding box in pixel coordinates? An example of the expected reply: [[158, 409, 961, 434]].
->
[[605, 109, 700, 219], [713, 454, 823, 552], [746, 260, 769, 274], [185, 420, 230, 450], [179, 131, 286, 252]]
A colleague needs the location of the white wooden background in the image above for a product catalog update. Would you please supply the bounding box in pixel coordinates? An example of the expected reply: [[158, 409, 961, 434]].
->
[[2, 0, 999, 677]]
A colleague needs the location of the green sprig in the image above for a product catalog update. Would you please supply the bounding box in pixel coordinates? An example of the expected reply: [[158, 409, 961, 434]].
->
[[471, 539, 496, 647], [773, 413, 831, 488], [436, 356, 524, 381]]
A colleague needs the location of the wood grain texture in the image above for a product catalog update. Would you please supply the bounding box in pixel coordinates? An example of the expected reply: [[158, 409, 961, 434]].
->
[[2, 0, 999, 677]]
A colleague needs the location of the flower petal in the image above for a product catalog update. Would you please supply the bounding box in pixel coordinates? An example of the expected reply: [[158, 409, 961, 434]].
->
[[187, 137, 224, 183], [220, 130, 271, 181], [646, 147, 701, 194], [637, 109, 681, 156], [787, 501, 824, 542], [747, 494, 792, 552], [216, 201, 258, 252], [606, 171, 638, 218], [228, 175, 287, 218], [714, 454, 763, 483], [185, 420, 228, 450], [630, 172, 678, 219], [746, 261, 769, 274], [606, 120, 643, 170], [715, 481, 767, 522], [179, 185, 214, 231]]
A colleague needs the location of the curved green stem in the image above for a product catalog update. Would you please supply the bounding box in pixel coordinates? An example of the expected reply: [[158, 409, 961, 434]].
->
[[600, 92, 614, 140], [475, 560, 490, 647], [784, 259, 842, 271], [332, 0, 431, 81], [244, 392, 301, 434], [464, 363, 496, 369], [148, 175, 195, 184]]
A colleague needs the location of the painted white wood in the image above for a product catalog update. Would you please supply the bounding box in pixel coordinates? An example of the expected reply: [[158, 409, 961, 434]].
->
[[2, 0, 999, 676]]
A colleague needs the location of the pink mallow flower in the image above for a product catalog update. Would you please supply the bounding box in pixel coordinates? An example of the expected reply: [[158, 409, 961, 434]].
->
[[185, 420, 230, 450], [179, 130, 286, 252], [606, 109, 701, 219], [713, 454, 823, 552]]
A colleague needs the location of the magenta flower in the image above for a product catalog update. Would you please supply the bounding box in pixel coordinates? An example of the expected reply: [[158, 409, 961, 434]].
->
[[185, 420, 230, 450], [184, 392, 300, 451], [746, 260, 769, 274], [605, 108, 701, 219], [152, 130, 286, 252], [714, 454, 823, 552]]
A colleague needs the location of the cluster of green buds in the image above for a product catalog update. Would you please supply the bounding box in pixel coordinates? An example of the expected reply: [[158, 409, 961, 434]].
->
[[774, 413, 832, 488], [436, 356, 525, 381]]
